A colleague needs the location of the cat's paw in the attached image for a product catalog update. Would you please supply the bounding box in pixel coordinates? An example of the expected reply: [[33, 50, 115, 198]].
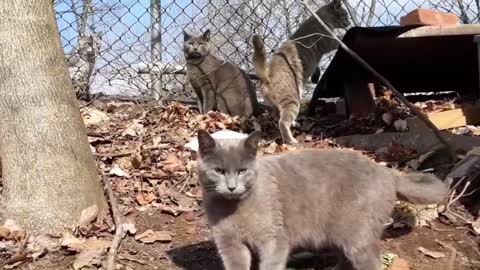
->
[[291, 121, 300, 128], [284, 137, 298, 145]]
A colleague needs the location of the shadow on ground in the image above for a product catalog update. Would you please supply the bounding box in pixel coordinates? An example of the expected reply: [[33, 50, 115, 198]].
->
[[167, 240, 223, 270]]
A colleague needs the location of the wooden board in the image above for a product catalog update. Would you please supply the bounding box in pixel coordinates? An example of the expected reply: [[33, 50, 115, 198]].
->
[[406, 106, 480, 131], [398, 24, 480, 38]]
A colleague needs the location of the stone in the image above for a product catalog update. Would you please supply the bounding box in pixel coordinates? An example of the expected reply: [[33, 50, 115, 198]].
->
[[389, 257, 410, 270]]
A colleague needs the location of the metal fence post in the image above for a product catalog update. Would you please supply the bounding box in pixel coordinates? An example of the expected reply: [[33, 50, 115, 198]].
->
[[150, 0, 162, 101]]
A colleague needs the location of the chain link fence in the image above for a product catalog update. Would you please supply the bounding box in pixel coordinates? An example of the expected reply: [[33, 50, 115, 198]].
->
[[54, 0, 480, 101]]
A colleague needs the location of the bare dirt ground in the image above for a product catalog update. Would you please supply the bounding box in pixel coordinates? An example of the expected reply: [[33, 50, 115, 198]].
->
[[1, 96, 479, 270]]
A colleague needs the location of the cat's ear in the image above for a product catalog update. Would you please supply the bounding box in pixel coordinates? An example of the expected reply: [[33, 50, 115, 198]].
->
[[198, 129, 216, 155], [183, 30, 192, 42], [243, 130, 261, 155], [202, 29, 211, 42], [332, 0, 342, 10]]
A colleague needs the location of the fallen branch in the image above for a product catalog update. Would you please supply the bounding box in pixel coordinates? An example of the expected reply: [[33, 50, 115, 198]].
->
[[105, 177, 126, 270], [94, 145, 163, 158], [302, 0, 456, 160]]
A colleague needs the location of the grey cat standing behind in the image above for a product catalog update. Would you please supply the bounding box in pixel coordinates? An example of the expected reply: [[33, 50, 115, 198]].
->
[[196, 130, 449, 270], [184, 29, 261, 117]]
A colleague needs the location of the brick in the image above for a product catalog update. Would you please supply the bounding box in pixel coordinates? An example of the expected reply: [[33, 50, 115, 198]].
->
[[400, 9, 460, 26]]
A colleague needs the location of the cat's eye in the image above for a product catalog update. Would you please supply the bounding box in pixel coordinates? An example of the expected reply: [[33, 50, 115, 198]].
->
[[214, 168, 225, 174], [238, 169, 247, 175]]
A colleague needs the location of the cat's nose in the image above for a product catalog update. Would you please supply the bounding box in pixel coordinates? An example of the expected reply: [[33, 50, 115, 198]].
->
[[227, 186, 236, 192]]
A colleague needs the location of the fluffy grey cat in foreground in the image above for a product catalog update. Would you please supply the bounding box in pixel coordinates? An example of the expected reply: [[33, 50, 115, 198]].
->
[[196, 130, 449, 270]]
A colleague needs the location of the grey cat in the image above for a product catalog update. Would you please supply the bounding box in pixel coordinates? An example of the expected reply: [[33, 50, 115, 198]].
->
[[184, 29, 261, 117], [196, 130, 449, 270], [252, 0, 350, 144]]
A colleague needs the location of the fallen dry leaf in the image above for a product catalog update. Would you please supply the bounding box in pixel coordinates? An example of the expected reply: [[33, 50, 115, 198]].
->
[[162, 154, 185, 172], [3, 219, 25, 241], [82, 108, 109, 126], [472, 217, 480, 235], [134, 229, 172, 244], [417, 246, 445, 259], [27, 235, 61, 255], [122, 120, 145, 137], [136, 192, 156, 205], [0, 226, 10, 239], [118, 253, 147, 265], [73, 248, 106, 270], [78, 205, 98, 228], [4, 260, 26, 269], [263, 142, 278, 154], [122, 218, 137, 235], [60, 231, 86, 251], [61, 232, 111, 255], [110, 164, 130, 177]]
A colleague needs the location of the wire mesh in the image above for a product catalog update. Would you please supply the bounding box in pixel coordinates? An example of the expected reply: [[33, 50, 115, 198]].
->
[[54, 0, 480, 100]]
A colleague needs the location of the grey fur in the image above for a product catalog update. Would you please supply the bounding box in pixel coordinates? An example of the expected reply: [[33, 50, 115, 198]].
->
[[196, 130, 449, 270], [184, 30, 261, 117], [290, 0, 349, 81]]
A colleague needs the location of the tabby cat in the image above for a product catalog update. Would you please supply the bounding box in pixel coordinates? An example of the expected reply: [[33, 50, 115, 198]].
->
[[252, 0, 349, 144], [196, 129, 449, 270], [184, 29, 261, 117]]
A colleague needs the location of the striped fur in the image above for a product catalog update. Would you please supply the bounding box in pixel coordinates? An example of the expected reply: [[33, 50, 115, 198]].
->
[[252, 0, 349, 144]]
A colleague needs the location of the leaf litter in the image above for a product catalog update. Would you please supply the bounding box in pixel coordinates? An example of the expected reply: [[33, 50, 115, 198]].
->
[[2, 98, 480, 269]]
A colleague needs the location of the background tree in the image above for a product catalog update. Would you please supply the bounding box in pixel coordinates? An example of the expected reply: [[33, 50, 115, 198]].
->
[[0, 0, 107, 234]]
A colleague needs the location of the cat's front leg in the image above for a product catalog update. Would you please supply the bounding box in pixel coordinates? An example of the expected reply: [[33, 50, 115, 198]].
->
[[215, 236, 251, 270], [202, 88, 216, 114], [258, 238, 290, 270], [192, 86, 204, 114]]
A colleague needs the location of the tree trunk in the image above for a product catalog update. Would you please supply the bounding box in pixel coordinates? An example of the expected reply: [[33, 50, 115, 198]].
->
[[0, 1, 107, 234], [79, 0, 93, 37]]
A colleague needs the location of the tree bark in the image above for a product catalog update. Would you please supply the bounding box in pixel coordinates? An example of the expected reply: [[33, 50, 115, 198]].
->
[[0, 1, 107, 234], [79, 0, 93, 37]]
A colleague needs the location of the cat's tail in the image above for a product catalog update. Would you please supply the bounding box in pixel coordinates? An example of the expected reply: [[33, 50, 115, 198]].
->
[[395, 172, 449, 204], [251, 34, 271, 87]]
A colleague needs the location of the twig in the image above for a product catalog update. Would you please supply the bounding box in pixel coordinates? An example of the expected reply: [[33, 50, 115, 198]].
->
[[4, 233, 30, 267], [435, 240, 457, 270], [445, 180, 473, 224], [94, 145, 163, 158], [301, 0, 456, 160], [94, 151, 135, 158], [446, 181, 471, 210], [105, 177, 126, 270], [179, 175, 190, 193]]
